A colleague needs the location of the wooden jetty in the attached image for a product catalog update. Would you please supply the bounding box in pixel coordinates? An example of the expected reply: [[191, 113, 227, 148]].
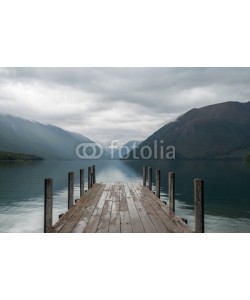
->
[[44, 165, 204, 233]]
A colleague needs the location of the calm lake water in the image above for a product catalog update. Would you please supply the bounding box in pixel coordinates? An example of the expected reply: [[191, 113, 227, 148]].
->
[[1, 159, 250, 233]]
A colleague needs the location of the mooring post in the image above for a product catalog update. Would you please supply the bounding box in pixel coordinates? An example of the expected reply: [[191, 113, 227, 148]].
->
[[194, 178, 204, 233], [68, 172, 74, 210], [143, 165, 147, 186], [80, 169, 84, 197], [156, 169, 161, 198], [169, 172, 175, 212], [148, 167, 152, 191], [91, 167, 94, 186], [88, 166, 92, 189], [92, 165, 96, 184], [44, 178, 53, 233]]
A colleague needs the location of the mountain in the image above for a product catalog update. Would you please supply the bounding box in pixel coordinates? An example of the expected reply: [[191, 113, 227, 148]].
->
[[127, 101, 250, 160], [0, 114, 106, 160]]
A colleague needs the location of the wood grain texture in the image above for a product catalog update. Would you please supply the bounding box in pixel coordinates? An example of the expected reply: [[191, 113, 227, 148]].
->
[[68, 172, 74, 210], [168, 172, 175, 213], [49, 182, 193, 233], [194, 179, 205, 233], [44, 178, 53, 233]]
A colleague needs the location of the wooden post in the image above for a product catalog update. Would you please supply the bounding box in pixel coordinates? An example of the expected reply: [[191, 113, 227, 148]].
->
[[156, 169, 160, 198], [88, 167, 92, 189], [80, 169, 84, 197], [148, 167, 152, 191], [68, 172, 74, 210], [194, 179, 204, 233], [91, 167, 93, 186], [169, 172, 175, 213], [92, 165, 96, 184], [143, 165, 147, 186], [44, 178, 53, 233]]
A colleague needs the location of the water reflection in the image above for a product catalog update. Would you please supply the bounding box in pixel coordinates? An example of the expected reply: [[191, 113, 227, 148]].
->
[[1, 160, 250, 232]]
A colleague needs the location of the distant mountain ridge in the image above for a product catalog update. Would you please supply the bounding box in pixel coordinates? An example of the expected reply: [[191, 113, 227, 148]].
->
[[0, 114, 104, 160], [127, 101, 250, 160]]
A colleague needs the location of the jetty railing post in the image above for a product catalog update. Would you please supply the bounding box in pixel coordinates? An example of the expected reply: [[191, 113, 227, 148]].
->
[[169, 172, 175, 212], [68, 172, 74, 210], [91, 167, 93, 186], [156, 169, 161, 198], [92, 165, 96, 184], [194, 178, 205, 233], [143, 165, 147, 186], [44, 178, 53, 233], [148, 167, 152, 191], [80, 169, 84, 197], [88, 166, 92, 189]]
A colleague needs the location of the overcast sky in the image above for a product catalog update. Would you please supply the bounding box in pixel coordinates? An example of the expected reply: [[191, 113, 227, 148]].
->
[[0, 67, 249, 146]]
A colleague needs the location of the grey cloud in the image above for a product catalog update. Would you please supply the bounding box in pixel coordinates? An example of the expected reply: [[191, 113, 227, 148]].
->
[[0, 67, 249, 144]]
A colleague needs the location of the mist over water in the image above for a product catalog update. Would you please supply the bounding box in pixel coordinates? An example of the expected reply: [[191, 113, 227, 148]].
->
[[1, 160, 250, 233]]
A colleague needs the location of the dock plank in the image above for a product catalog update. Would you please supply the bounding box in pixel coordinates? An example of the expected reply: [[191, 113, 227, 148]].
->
[[134, 185, 180, 233], [140, 186, 193, 233], [96, 200, 113, 233], [131, 184, 170, 233], [109, 209, 121, 233], [120, 185, 129, 211], [72, 184, 107, 233], [124, 184, 145, 233], [108, 186, 121, 233], [84, 215, 101, 233], [50, 184, 102, 233], [61, 184, 105, 233], [49, 182, 193, 233], [128, 184, 157, 233], [120, 211, 132, 233]]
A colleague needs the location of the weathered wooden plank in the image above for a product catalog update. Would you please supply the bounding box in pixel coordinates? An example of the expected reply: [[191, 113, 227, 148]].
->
[[139, 187, 192, 233], [120, 185, 129, 211], [49, 184, 101, 233], [120, 211, 132, 233], [112, 201, 120, 211], [128, 184, 157, 233], [92, 184, 110, 216], [109, 209, 121, 233], [96, 197, 113, 233], [137, 185, 180, 233], [124, 184, 145, 233], [145, 197, 180, 233], [72, 184, 107, 233], [132, 185, 168, 233], [103, 200, 113, 213], [108, 185, 121, 233], [50, 181, 193, 234], [141, 184, 190, 233], [60, 184, 105, 233], [84, 215, 101, 233], [96, 212, 111, 233]]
